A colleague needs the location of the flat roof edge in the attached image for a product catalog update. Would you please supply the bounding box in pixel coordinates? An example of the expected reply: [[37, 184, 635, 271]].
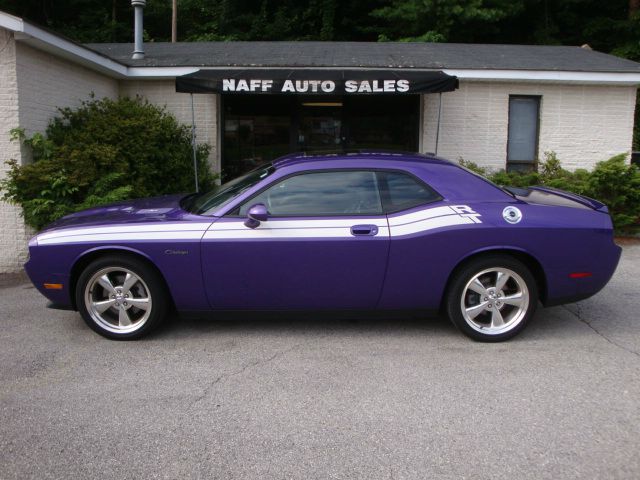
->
[[127, 66, 640, 84], [1, 10, 127, 78], [444, 69, 640, 85], [0, 11, 22, 31]]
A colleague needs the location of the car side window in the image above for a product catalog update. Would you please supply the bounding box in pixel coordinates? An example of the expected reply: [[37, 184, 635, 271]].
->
[[238, 171, 383, 216], [378, 171, 441, 212]]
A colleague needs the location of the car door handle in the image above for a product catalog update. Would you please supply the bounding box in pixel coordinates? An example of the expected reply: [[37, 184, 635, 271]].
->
[[350, 225, 379, 236]]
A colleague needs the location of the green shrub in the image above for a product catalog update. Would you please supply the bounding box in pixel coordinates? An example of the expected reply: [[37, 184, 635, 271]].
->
[[458, 158, 489, 176], [543, 168, 591, 196], [490, 169, 541, 188], [459, 151, 640, 234], [585, 154, 640, 232], [1, 96, 216, 230], [538, 151, 564, 182]]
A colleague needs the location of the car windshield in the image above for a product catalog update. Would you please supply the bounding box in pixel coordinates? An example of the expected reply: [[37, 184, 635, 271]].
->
[[182, 164, 275, 215]]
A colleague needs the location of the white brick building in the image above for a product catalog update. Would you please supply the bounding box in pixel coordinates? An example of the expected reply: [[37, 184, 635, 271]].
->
[[0, 10, 639, 272]]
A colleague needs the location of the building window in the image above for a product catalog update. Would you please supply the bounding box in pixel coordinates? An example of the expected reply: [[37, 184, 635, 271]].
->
[[507, 96, 540, 172]]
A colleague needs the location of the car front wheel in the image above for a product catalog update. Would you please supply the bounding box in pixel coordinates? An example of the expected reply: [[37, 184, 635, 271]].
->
[[75, 255, 169, 340], [445, 255, 538, 342]]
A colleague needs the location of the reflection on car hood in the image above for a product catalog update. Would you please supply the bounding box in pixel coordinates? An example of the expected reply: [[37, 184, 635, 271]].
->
[[41, 194, 188, 232]]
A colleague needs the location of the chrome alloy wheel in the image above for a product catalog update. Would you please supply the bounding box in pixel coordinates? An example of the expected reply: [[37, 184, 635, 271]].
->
[[460, 267, 529, 335], [84, 267, 153, 334]]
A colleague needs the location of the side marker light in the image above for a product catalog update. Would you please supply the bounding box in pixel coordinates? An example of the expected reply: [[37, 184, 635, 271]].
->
[[569, 272, 592, 279]]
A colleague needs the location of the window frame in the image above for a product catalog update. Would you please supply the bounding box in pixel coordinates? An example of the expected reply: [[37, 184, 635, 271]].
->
[[227, 168, 442, 218], [506, 95, 541, 172]]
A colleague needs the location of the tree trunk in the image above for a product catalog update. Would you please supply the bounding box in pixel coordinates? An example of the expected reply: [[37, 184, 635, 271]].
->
[[112, 0, 117, 42], [172, 0, 178, 42], [631, 0, 640, 18]]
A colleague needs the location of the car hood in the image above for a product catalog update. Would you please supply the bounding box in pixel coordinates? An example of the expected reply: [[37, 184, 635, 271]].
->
[[40, 194, 191, 232]]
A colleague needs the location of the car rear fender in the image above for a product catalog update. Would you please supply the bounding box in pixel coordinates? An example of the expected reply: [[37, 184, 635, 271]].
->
[[441, 247, 548, 309]]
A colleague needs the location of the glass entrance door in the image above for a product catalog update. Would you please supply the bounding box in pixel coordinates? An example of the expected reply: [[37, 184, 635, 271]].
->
[[297, 103, 343, 153]]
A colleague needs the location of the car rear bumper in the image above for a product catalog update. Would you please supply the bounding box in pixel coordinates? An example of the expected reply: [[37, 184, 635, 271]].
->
[[543, 241, 622, 307]]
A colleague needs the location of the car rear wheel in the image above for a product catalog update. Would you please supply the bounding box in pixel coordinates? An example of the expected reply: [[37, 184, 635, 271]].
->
[[76, 255, 169, 340], [445, 255, 538, 342]]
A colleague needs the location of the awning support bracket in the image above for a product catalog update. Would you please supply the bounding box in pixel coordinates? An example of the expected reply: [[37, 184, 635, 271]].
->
[[435, 92, 442, 156], [190, 93, 199, 193]]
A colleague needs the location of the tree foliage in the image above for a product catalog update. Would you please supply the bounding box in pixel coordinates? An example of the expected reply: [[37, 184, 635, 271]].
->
[[0, 96, 215, 230], [370, 0, 521, 42], [0, 0, 636, 58]]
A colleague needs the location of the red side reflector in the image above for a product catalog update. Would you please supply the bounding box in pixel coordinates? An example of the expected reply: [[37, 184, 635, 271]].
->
[[44, 283, 64, 290], [569, 272, 592, 279]]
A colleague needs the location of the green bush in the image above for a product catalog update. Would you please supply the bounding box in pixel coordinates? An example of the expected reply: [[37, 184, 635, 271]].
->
[[464, 151, 640, 234], [585, 154, 640, 232], [1, 96, 216, 230], [458, 158, 489, 176]]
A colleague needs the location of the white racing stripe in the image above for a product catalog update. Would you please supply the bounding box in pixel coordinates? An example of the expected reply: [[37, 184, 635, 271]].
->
[[204, 205, 482, 240], [204, 225, 391, 240], [38, 222, 211, 242], [211, 217, 388, 230], [387, 205, 458, 226], [390, 214, 477, 237], [38, 230, 206, 245], [38, 222, 212, 240], [36, 205, 482, 244]]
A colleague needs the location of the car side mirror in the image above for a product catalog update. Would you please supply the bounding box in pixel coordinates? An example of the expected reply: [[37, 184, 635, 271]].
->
[[244, 203, 268, 229]]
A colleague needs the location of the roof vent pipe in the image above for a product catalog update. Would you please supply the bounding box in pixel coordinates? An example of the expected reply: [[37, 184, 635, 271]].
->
[[131, 0, 146, 59]]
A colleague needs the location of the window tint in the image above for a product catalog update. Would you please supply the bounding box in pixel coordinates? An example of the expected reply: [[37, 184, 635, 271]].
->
[[378, 171, 440, 212], [239, 171, 382, 216]]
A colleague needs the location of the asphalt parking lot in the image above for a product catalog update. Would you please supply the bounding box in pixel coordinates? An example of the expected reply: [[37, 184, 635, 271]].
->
[[1, 244, 639, 480]]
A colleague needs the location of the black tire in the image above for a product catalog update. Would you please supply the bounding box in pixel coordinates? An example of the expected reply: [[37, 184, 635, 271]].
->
[[445, 255, 538, 342], [75, 255, 169, 340]]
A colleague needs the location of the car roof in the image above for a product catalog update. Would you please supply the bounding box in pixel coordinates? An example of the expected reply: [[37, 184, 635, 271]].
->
[[271, 150, 453, 169], [270, 150, 513, 204]]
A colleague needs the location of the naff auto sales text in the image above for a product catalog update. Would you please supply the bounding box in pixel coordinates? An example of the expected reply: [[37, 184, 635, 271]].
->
[[222, 79, 410, 93]]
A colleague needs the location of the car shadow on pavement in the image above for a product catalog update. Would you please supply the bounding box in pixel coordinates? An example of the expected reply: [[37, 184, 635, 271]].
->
[[139, 304, 588, 344], [34, 297, 611, 345], [148, 310, 460, 341]]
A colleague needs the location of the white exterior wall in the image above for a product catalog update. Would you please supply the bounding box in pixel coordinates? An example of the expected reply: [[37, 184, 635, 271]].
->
[[0, 28, 29, 272], [0, 35, 119, 272], [119, 81, 219, 172], [15, 43, 119, 139], [423, 81, 638, 171]]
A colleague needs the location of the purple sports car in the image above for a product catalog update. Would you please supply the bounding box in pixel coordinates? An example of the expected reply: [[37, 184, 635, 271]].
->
[[24, 152, 621, 341]]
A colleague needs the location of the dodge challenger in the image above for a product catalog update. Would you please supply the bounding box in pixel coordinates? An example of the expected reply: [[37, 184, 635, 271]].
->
[[24, 152, 621, 341]]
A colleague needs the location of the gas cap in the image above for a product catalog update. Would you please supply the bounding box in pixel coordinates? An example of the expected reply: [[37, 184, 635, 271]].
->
[[503, 206, 522, 224]]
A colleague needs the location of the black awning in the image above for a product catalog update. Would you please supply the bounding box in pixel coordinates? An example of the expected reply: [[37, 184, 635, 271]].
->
[[175, 69, 458, 95]]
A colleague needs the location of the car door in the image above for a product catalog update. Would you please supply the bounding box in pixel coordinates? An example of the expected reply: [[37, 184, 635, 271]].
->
[[201, 170, 390, 310]]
